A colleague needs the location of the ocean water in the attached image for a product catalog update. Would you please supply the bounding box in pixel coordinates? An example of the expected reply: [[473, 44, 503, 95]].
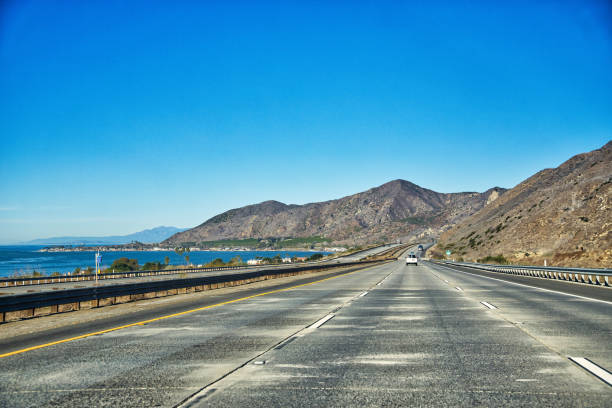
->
[[0, 245, 328, 278]]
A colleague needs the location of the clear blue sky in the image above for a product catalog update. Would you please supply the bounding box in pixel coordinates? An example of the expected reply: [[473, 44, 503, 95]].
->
[[1, 0, 611, 243]]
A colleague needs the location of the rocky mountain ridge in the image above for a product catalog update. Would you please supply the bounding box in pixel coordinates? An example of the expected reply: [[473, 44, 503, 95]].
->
[[164, 180, 506, 247], [23, 226, 187, 246], [430, 141, 611, 267]]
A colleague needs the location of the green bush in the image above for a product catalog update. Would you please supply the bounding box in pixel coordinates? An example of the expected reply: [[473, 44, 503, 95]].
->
[[477, 255, 508, 265], [227, 256, 244, 266], [109, 257, 139, 272], [207, 258, 226, 267], [141, 262, 163, 271], [308, 253, 324, 261]]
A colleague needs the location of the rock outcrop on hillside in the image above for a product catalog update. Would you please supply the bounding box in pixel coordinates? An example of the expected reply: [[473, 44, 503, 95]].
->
[[164, 180, 505, 247], [431, 141, 612, 267]]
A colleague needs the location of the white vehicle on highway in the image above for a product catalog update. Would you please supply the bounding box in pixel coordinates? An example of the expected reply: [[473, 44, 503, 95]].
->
[[406, 253, 418, 266]]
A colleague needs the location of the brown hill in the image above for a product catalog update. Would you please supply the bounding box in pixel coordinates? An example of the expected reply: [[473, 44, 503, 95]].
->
[[164, 180, 506, 247], [430, 141, 612, 268]]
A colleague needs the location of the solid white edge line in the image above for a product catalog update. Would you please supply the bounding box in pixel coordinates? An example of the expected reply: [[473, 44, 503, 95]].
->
[[429, 262, 612, 306], [310, 313, 335, 329], [359, 291, 368, 297], [569, 357, 612, 386], [480, 301, 497, 310]]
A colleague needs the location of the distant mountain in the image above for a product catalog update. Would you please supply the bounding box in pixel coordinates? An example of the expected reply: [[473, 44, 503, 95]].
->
[[431, 141, 611, 267], [23, 226, 187, 245], [164, 180, 506, 247]]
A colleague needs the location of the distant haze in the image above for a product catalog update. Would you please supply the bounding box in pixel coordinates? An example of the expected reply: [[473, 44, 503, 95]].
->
[[21, 226, 187, 245]]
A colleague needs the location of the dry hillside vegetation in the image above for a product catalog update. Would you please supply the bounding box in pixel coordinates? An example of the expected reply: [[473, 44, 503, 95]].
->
[[432, 141, 611, 268]]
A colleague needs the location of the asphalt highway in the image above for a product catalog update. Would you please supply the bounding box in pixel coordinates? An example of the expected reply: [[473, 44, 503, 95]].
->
[[0, 259, 609, 407]]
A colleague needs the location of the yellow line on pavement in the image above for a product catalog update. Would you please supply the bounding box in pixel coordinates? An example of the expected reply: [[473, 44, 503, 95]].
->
[[0, 263, 382, 359]]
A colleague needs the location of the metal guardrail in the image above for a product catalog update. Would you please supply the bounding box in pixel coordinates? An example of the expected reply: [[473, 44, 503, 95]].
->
[[0, 260, 386, 313], [327, 243, 394, 260], [0, 261, 330, 288], [365, 244, 412, 259], [438, 261, 612, 287]]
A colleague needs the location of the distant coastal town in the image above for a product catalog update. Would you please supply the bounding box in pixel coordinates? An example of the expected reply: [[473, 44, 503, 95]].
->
[[38, 242, 347, 253]]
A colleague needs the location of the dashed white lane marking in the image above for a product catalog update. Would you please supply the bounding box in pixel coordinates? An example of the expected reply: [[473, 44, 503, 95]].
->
[[274, 337, 297, 349], [359, 291, 368, 297], [455, 287, 463, 291], [515, 379, 537, 382], [177, 263, 389, 407], [310, 313, 335, 329], [374, 269, 396, 287], [480, 301, 498, 310], [569, 357, 612, 386], [444, 280, 449, 283]]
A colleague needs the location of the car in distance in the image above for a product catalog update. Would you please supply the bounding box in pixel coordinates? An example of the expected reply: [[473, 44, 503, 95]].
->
[[417, 244, 424, 251], [406, 253, 418, 266]]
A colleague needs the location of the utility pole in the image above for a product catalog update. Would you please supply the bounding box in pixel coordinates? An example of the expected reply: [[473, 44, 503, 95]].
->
[[95, 251, 101, 284]]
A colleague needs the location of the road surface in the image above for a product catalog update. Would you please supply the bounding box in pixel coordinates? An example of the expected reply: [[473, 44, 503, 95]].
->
[[0, 259, 609, 407]]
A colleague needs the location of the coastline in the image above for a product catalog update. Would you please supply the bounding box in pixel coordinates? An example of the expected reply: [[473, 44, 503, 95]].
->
[[38, 247, 338, 253], [0, 246, 334, 278]]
